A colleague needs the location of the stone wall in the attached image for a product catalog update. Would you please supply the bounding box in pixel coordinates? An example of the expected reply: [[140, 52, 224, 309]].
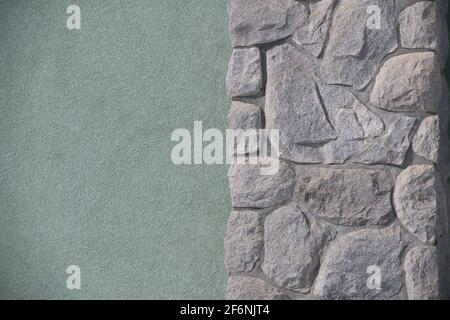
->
[[224, 0, 450, 300]]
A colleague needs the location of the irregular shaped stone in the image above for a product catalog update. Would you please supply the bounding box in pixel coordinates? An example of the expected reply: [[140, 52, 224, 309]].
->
[[316, 83, 385, 138], [228, 101, 262, 155], [296, 168, 393, 226], [266, 60, 388, 164], [413, 115, 441, 163], [335, 109, 364, 140], [227, 276, 289, 300], [262, 205, 333, 292], [399, 1, 448, 69], [314, 225, 411, 299], [405, 246, 440, 300], [229, 101, 261, 131], [292, 0, 337, 57], [335, 102, 384, 141], [353, 103, 385, 138], [228, 159, 295, 208], [225, 211, 264, 274], [226, 48, 263, 98], [353, 116, 415, 166], [320, 0, 397, 89], [322, 139, 364, 164], [266, 44, 336, 146], [394, 165, 443, 244], [228, 0, 308, 47], [370, 52, 442, 113]]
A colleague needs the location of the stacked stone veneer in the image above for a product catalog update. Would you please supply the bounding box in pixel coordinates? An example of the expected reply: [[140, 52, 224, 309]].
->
[[224, 0, 450, 300]]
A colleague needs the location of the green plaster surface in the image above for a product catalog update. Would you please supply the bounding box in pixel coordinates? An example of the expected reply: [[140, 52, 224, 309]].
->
[[0, 0, 230, 299]]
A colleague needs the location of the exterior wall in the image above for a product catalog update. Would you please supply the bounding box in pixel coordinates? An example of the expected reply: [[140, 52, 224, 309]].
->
[[224, 0, 450, 300]]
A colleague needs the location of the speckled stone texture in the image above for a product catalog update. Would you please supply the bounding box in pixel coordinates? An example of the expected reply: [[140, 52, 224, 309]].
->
[[225, 0, 450, 300]]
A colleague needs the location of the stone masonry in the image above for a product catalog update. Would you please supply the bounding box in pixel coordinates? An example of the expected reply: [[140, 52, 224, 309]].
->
[[224, 0, 450, 300]]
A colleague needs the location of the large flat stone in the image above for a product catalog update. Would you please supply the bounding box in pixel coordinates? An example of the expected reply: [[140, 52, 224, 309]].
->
[[405, 246, 440, 300], [320, 0, 397, 89], [393, 165, 444, 245], [225, 211, 264, 273], [262, 205, 334, 292], [228, 159, 295, 208], [227, 276, 289, 300], [265, 46, 416, 166], [266, 44, 336, 147], [228, 0, 308, 47], [295, 168, 393, 226], [314, 225, 411, 299], [370, 52, 442, 113]]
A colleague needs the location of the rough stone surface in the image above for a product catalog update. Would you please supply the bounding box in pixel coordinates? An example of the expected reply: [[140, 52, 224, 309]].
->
[[394, 165, 443, 245], [399, 1, 448, 69], [226, 48, 263, 98], [228, 159, 295, 208], [228, 101, 262, 154], [228, 0, 308, 47], [227, 276, 289, 300], [262, 205, 334, 292], [314, 225, 411, 299], [225, 211, 264, 273], [265, 44, 417, 166], [295, 168, 393, 226], [352, 116, 415, 166], [292, 0, 336, 57], [370, 52, 442, 113], [320, 0, 397, 89], [413, 115, 441, 163], [405, 246, 440, 300], [266, 44, 336, 146], [225, 0, 448, 300], [336, 102, 384, 140]]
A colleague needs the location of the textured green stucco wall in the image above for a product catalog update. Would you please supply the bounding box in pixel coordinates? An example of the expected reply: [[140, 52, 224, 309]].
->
[[0, 0, 230, 299]]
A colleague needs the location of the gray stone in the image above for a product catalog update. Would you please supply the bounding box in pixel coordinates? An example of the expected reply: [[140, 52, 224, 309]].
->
[[262, 205, 334, 292], [228, 159, 295, 208], [353, 116, 415, 166], [353, 102, 385, 138], [405, 246, 440, 300], [296, 168, 393, 226], [228, 101, 262, 155], [335, 109, 364, 140], [227, 276, 289, 300], [266, 44, 336, 146], [226, 48, 263, 98], [320, 0, 397, 89], [335, 102, 384, 141], [228, 0, 308, 47], [370, 52, 442, 113], [394, 165, 443, 244], [267, 66, 411, 166], [265, 47, 394, 164], [314, 225, 411, 300], [399, 1, 448, 69], [413, 115, 441, 163], [292, 0, 337, 57], [225, 211, 264, 273], [229, 101, 261, 131]]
